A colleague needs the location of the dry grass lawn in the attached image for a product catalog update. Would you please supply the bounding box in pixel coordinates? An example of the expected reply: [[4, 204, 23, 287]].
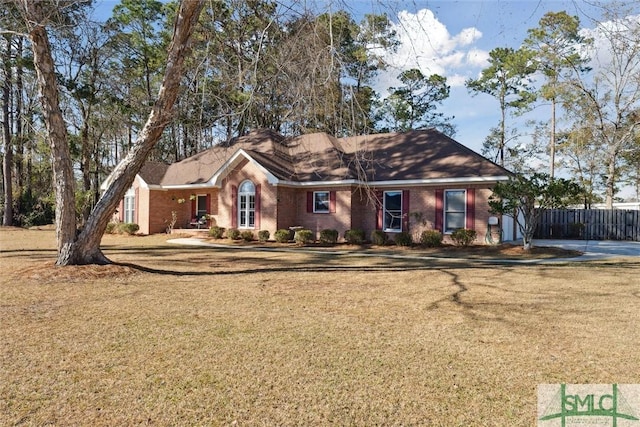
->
[[1, 228, 639, 426]]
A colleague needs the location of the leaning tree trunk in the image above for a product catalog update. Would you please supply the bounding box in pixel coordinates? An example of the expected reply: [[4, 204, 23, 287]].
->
[[22, 0, 205, 265], [24, 3, 78, 256], [62, 0, 205, 265]]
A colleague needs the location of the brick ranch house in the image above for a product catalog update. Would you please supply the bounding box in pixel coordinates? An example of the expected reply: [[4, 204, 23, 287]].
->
[[104, 128, 517, 243]]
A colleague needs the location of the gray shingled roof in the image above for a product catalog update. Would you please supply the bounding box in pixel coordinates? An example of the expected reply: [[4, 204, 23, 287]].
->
[[138, 162, 170, 185], [339, 129, 509, 181], [150, 128, 510, 187]]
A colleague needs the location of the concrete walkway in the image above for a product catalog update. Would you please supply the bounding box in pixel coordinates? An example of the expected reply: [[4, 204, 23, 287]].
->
[[168, 238, 639, 265], [533, 239, 640, 260]]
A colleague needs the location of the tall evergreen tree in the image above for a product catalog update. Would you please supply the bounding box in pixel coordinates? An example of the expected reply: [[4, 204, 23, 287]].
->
[[466, 47, 536, 167], [381, 69, 453, 135], [524, 11, 590, 178]]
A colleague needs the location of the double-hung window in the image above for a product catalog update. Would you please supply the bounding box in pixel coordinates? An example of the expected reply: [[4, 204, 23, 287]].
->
[[313, 191, 330, 213], [444, 189, 466, 233], [238, 180, 255, 228], [383, 191, 402, 232], [123, 187, 135, 224]]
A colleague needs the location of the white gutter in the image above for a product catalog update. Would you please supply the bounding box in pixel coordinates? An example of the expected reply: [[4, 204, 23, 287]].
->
[[273, 175, 511, 188], [149, 175, 510, 190]]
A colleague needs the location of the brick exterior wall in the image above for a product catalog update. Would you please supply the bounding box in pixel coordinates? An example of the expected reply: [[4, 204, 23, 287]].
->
[[405, 185, 494, 244], [130, 159, 498, 244], [219, 159, 276, 236], [294, 188, 352, 239], [275, 187, 298, 234], [350, 188, 377, 239], [128, 177, 218, 234]]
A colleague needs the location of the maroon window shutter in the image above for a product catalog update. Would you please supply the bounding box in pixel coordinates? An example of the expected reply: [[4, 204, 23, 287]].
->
[[435, 189, 443, 232], [466, 188, 475, 230], [307, 191, 313, 213], [206, 194, 211, 214], [402, 190, 410, 232], [375, 190, 383, 230], [255, 184, 261, 229], [329, 191, 336, 213], [191, 198, 196, 219], [231, 185, 238, 228]]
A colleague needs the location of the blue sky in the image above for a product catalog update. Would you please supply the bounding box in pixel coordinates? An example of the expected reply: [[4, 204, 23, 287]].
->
[[354, 1, 628, 153]]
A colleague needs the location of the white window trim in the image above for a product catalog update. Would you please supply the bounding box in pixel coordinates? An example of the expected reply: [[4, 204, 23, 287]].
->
[[238, 180, 255, 229], [313, 191, 330, 214], [383, 190, 403, 232], [124, 187, 135, 224], [444, 189, 466, 234]]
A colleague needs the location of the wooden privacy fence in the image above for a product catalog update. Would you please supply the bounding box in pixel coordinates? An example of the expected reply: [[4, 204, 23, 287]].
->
[[535, 209, 640, 241]]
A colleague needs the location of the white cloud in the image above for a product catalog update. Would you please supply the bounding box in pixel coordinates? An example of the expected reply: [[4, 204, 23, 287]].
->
[[466, 49, 490, 67], [376, 8, 489, 94], [579, 14, 640, 75], [454, 28, 482, 46], [447, 74, 468, 87]]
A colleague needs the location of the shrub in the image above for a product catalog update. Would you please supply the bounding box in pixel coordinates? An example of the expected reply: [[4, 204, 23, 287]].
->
[[394, 231, 412, 247], [344, 229, 365, 245], [208, 226, 225, 239], [319, 229, 338, 244], [105, 222, 118, 234], [226, 228, 240, 240], [240, 230, 254, 242], [420, 229, 443, 247], [118, 223, 139, 235], [450, 228, 477, 246], [274, 229, 291, 243], [294, 229, 314, 245], [370, 230, 388, 246], [15, 192, 55, 227], [258, 230, 270, 242]]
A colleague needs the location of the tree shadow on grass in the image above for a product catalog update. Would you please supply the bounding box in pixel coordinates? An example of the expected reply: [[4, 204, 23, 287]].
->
[[112, 259, 486, 276]]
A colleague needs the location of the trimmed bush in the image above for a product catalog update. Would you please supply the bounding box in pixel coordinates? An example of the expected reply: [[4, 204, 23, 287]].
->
[[226, 228, 240, 240], [274, 229, 291, 243], [420, 229, 443, 247], [394, 231, 413, 247], [344, 229, 365, 245], [208, 226, 225, 239], [370, 230, 388, 246], [240, 230, 254, 242], [294, 229, 314, 245], [117, 223, 139, 235], [319, 229, 338, 244], [258, 230, 270, 242], [105, 222, 118, 234], [451, 228, 477, 246]]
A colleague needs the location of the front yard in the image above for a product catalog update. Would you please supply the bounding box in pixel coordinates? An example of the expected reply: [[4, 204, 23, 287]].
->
[[1, 228, 639, 425]]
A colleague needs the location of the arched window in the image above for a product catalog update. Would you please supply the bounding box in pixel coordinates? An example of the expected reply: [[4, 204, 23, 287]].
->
[[238, 180, 255, 228]]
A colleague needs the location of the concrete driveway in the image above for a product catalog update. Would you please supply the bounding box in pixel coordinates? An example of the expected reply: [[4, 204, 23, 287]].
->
[[533, 239, 640, 260]]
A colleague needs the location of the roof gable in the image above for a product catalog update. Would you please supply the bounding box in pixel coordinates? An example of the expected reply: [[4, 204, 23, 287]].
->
[[210, 149, 280, 186]]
